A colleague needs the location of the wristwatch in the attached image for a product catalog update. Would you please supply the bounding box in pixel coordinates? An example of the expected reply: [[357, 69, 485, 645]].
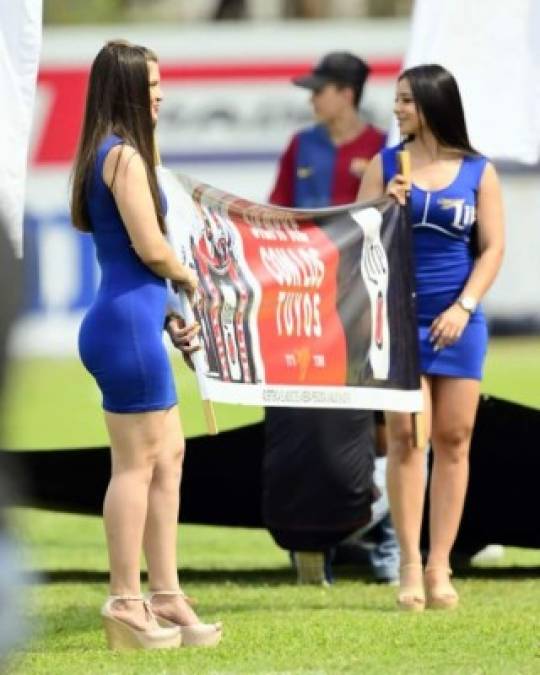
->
[[457, 295, 477, 313]]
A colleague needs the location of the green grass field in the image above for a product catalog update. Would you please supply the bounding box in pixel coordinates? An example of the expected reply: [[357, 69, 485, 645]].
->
[[1, 337, 540, 674], [2, 337, 540, 450]]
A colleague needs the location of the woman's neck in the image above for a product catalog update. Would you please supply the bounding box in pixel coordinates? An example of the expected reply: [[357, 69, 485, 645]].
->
[[407, 132, 458, 161]]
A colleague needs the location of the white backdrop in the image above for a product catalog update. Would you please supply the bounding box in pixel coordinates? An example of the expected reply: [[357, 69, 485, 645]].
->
[[395, 0, 540, 164], [0, 0, 42, 255]]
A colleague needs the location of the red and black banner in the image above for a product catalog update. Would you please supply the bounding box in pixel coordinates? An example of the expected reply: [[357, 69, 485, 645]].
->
[[160, 168, 421, 411]]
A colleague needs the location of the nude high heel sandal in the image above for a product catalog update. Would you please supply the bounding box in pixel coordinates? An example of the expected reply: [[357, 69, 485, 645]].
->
[[147, 590, 223, 647], [397, 563, 426, 612], [101, 595, 182, 650], [424, 566, 459, 610]]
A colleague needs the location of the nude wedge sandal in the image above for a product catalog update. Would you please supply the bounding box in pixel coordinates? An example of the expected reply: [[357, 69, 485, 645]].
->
[[424, 566, 459, 610], [101, 595, 181, 650], [397, 563, 426, 612], [147, 589, 222, 648]]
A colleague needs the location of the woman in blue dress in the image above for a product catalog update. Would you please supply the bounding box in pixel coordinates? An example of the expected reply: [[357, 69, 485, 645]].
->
[[358, 64, 504, 611], [71, 41, 221, 648]]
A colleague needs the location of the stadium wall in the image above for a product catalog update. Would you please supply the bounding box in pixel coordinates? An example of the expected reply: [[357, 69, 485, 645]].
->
[[13, 21, 540, 356]]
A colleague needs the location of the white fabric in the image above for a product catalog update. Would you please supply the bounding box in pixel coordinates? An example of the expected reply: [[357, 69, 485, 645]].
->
[[0, 0, 43, 256], [390, 0, 540, 164]]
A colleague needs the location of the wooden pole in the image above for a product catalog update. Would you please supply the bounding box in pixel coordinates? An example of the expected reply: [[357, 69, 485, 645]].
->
[[155, 142, 218, 435], [397, 150, 426, 450], [397, 149, 411, 191], [178, 297, 219, 436]]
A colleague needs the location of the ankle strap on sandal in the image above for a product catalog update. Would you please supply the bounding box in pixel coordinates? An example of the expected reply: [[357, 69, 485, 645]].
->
[[147, 589, 186, 598], [103, 594, 154, 619], [107, 594, 144, 602], [147, 587, 197, 605], [103, 595, 146, 613]]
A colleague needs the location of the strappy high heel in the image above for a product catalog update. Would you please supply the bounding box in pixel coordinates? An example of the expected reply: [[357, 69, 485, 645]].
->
[[425, 566, 459, 610], [397, 563, 426, 612], [101, 595, 181, 650], [147, 589, 222, 648]]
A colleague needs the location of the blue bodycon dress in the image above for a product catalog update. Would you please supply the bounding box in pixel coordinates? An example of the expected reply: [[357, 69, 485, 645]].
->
[[78, 134, 177, 413], [382, 144, 489, 380]]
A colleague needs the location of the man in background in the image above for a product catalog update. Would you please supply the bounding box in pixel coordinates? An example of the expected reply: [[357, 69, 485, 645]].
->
[[263, 51, 399, 585], [269, 51, 383, 209]]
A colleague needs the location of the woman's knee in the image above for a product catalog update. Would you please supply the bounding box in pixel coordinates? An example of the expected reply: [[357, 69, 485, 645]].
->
[[165, 437, 185, 470], [388, 439, 424, 465], [386, 418, 420, 460], [111, 440, 162, 477], [432, 425, 473, 462], [154, 439, 185, 482]]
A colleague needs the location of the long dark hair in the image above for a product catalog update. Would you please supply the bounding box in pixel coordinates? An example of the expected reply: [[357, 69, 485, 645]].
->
[[71, 40, 165, 233], [399, 64, 479, 156]]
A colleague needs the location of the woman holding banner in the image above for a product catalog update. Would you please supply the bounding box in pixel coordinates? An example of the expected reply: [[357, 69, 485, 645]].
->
[[71, 40, 221, 648], [358, 64, 504, 611]]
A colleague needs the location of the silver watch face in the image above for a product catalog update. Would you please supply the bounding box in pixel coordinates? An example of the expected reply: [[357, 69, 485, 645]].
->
[[460, 296, 476, 312]]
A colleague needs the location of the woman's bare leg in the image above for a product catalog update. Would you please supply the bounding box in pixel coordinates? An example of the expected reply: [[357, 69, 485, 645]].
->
[[103, 409, 167, 628], [143, 406, 183, 590], [385, 377, 432, 567], [143, 406, 200, 625], [428, 377, 480, 572]]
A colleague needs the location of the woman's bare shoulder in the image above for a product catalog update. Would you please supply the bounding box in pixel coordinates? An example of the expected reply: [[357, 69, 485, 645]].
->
[[103, 143, 142, 188]]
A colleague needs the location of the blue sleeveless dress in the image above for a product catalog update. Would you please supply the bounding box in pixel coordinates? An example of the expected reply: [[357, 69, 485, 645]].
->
[[382, 144, 488, 380], [78, 134, 177, 413]]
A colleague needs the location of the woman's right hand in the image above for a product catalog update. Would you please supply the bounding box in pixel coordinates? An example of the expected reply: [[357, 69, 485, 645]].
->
[[172, 268, 198, 303], [386, 173, 410, 205]]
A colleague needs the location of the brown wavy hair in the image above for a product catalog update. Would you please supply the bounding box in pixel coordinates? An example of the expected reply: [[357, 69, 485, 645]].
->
[[70, 40, 165, 233]]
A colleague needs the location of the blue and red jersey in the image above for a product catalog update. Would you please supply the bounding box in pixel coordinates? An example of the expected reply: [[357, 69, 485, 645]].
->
[[269, 123, 385, 208]]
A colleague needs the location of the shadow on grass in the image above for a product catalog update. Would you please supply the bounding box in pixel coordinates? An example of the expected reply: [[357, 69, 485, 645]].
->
[[30, 567, 295, 586], [29, 564, 540, 586], [451, 565, 540, 579]]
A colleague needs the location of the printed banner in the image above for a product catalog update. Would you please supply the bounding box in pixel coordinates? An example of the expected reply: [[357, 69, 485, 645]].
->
[[159, 167, 422, 412]]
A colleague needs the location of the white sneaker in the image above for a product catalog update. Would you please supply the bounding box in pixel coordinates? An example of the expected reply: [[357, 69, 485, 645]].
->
[[470, 544, 505, 565]]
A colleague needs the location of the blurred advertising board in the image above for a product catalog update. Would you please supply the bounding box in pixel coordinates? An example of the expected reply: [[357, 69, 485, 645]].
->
[[15, 21, 539, 356]]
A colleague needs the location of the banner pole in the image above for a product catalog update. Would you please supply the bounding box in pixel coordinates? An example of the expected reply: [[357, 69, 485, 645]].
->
[[155, 142, 218, 436], [397, 149, 426, 450], [175, 294, 219, 436]]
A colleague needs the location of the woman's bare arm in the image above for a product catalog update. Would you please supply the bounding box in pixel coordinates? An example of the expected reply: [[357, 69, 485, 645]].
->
[[356, 154, 384, 202], [103, 145, 197, 290], [356, 153, 409, 205], [429, 162, 505, 349], [461, 162, 505, 302]]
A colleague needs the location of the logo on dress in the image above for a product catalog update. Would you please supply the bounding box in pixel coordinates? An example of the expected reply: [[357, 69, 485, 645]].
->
[[438, 198, 475, 229]]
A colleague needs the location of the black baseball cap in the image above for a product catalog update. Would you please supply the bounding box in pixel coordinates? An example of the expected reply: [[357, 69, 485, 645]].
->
[[293, 51, 370, 92]]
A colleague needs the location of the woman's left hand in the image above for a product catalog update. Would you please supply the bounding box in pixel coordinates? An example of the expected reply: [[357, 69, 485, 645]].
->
[[429, 303, 470, 350], [166, 313, 200, 351]]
